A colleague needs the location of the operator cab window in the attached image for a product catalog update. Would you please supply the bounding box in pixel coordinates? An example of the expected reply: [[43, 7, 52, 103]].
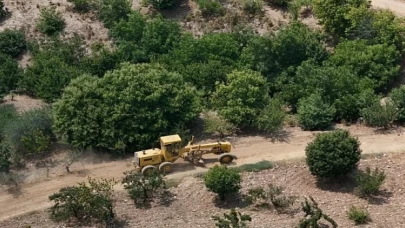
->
[[165, 142, 181, 156]]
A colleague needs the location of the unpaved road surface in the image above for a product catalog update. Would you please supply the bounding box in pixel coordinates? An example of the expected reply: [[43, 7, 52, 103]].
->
[[372, 0, 405, 16], [1, 125, 405, 221]]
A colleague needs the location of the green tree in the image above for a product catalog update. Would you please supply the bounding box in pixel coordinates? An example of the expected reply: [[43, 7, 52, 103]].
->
[[212, 209, 252, 228], [37, 6, 66, 36], [390, 86, 405, 123], [212, 69, 269, 128], [49, 178, 116, 224], [121, 170, 166, 206], [0, 29, 26, 58], [0, 144, 11, 173], [313, 0, 370, 36], [328, 39, 400, 91], [0, 53, 22, 99], [53, 63, 201, 153], [361, 99, 398, 129], [305, 130, 361, 178], [0, 0, 10, 21], [256, 98, 286, 132], [297, 93, 335, 131], [96, 0, 132, 28], [203, 111, 238, 139], [204, 165, 241, 200]]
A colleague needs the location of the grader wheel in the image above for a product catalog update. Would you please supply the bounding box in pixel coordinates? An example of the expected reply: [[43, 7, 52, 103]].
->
[[219, 153, 234, 164], [141, 165, 157, 176], [159, 162, 173, 174]]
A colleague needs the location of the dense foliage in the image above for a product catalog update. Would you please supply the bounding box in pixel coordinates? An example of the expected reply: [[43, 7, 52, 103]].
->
[[96, 0, 132, 28], [0, 29, 27, 58], [0, 144, 11, 173], [297, 93, 335, 130], [67, 0, 93, 13], [144, 0, 174, 9], [37, 6, 66, 36], [212, 69, 269, 128], [0, 54, 22, 99], [305, 130, 361, 178], [53, 63, 200, 153], [390, 86, 405, 123], [2, 107, 54, 161], [204, 165, 241, 200], [361, 99, 398, 129], [197, 0, 225, 17], [48, 178, 116, 224], [0, 0, 9, 21]]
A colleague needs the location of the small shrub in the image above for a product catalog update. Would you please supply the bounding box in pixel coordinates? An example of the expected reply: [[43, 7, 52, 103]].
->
[[67, 0, 93, 13], [355, 166, 386, 198], [361, 99, 398, 129], [0, 29, 27, 58], [143, 0, 174, 9], [0, 144, 11, 173], [121, 170, 166, 206], [242, 0, 264, 15], [203, 111, 237, 139], [0, 104, 17, 141], [299, 196, 337, 228], [246, 184, 297, 212], [0, 0, 10, 21], [0, 54, 22, 100], [204, 165, 241, 200], [305, 130, 361, 178], [37, 6, 66, 36], [390, 85, 405, 123], [48, 177, 116, 224], [297, 93, 335, 131], [197, 0, 225, 17], [347, 206, 370, 225], [212, 208, 252, 228]]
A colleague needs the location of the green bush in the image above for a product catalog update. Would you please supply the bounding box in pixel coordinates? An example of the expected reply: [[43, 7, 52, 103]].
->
[[355, 166, 386, 198], [297, 93, 335, 131], [390, 86, 405, 123], [0, 53, 22, 99], [242, 0, 264, 15], [37, 6, 66, 36], [212, 69, 269, 128], [203, 111, 237, 138], [143, 0, 174, 9], [67, 0, 93, 13], [0, 105, 17, 141], [329, 40, 400, 91], [49, 178, 116, 224], [246, 184, 297, 212], [305, 130, 361, 178], [0, 0, 9, 21], [197, 0, 224, 17], [204, 165, 241, 200], [96, 0, 132, 28], [347, 206, 370, 225], [212, 209, 252, 228], [2, 107, 54, 160], [256, 98, 286, 133], [121, 170, 165, 206], [0, 29, 27, 58], [361, 99, 398, 129], [53, 63, 201, 153], [0, 144, 11, 173], [299, 196, 337, 228], [268, 0, 290, 7]]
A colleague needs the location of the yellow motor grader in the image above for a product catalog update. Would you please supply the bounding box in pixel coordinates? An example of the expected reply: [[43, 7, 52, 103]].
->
[[132, 134, 234, 175]]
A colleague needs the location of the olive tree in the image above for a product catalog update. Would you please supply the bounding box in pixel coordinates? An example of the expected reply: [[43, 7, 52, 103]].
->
[[212, 69, 269, 128], [53, 63, 201, 154]]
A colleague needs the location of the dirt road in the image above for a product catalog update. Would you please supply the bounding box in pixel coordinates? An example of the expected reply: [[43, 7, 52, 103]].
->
[[372, 0, 405, 16], [1, 125, 405, 221]]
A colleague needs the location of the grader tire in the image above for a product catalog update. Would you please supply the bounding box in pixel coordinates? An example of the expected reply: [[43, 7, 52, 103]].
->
[[159, 162, 173, 174], [219, 153, 234, 164], [141, 165, 157, 176]]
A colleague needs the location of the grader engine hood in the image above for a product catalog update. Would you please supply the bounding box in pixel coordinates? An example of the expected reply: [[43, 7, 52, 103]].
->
[[133, 148, 162, 170]]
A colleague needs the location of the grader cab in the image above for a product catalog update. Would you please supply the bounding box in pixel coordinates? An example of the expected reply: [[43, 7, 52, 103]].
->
[[133, 134, 234, 175]]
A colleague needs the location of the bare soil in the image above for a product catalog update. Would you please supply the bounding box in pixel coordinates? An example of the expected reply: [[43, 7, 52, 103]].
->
[[1, 151, 405, 228]]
